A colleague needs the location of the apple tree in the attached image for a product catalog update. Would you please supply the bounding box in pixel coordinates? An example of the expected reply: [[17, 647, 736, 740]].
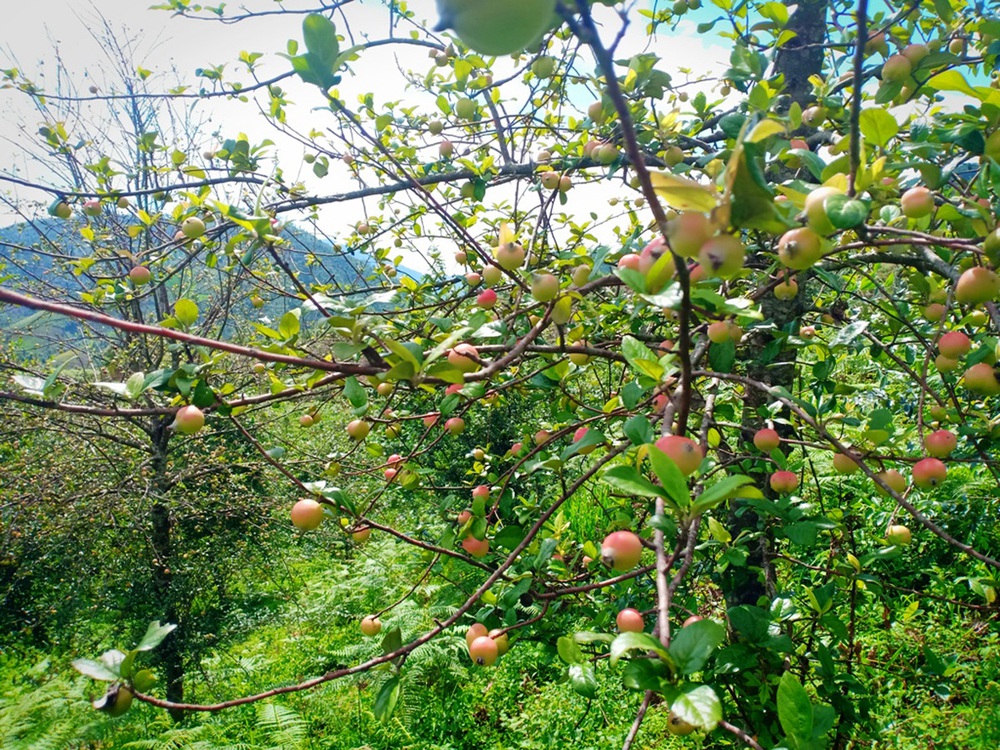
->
[[3, 0, 1000, 745]]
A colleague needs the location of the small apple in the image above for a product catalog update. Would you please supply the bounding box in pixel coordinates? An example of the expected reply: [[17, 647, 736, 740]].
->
[[938, 331, 971, 359], [588, 100, 606, 123], [495, 242, 525, 271], [462, 535, 489, 557], [832, 452, 860, 474], [875, 469, 907, 497], [299, 414, 315, 428], [601, 530, 643, 571], [181, 216, 206, 239], [346, 419, 371, 441], [964, 362, 1000, 396], [482, 264, 503, 286], [774, 278, 799, 300], [887, 524, 912, 546], [129, 266, 152, 285], [82, 199, 101, 217], [777, 227, 824, 270], [423, 413, 440, 428], [173, 405, 205, 435], [477, 288, 498, 309], [573, 426, 597, 454], [445, 417, 466, 435], [924, 429, 957, 458], [769, 470, 799, 494], [912, 457, 947, 488], [540, 171, 560, 190], [472, 484, 490, 502], [882, 54, 913, 82], [955, 267, 1000, 305], [439, 140, 455, 158], [103, 686, 133, 717], [666, 212, 714, 258], [753, 428, 781, 452], [617, 253, 641, 271], [531, 273, 560, 302], [361, 616, 382, 636], [698, 235, 746, 278], [436, 0, 557, 57], [352, 527, 371, 543], [653, 434, 704, 476], [616, 608, 644, 633], [466, 623, 488, 649], [922, 303, 947, 322], [488, 629, 510, 655], [448, 342, 481, 372], [291, 498, 324, 531], [900, 186, 935, 218], [455, 97, 477, 120], [667, 709, 696, 736], [465, 272, 481, 287], [469, 635, 499, 666]]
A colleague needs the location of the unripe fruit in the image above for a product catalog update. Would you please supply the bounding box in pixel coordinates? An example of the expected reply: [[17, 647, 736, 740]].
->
[[462, 535, 490, 557], [875, 469, 907, 496], [466, 623, 488, 649], [964, 362, 1000, 395], [352, 527, 371, 543], [455, 97, 477, 120], [465, 272, 481, 286], [666, 212, 714, 258], [377, 382, 394, 397], [482, 264, 503, 286], [428, 120, 444, 135], [534, 429, 551, 445], [558, 175, 572, 193], [938, 331, 971, 359], [52, 201, 72, 219], [588, 100, 606, 123], [922, 303, 947, 322], [569, 341, 592, 366], [637, 237, 676, 293], [707, 321, 733, 344], [900, 186, 935, 218], [667, 710, 696, 736], [774, 278, 799, 300], [753, 428, 780, 452], [360, 616, 382, 636], [801, 106, 826, 127], [887, 524, 912, 546], [777, 227, 824, 270], [882, 54, 913, 82], [105, 686, 133, 717], [472, 484, 490, 501], [664, 146, 685, 166], [924, 429, 957, 458], [439, 140, 455, 158], [832, 452, 860, 474], [291, 498, 324, 530], [955, 267, 1000, 305], [495, 242, 525, 271], [804, 186, 845, 235], [616, 608, 644, 633], [445, 417, 466, 435], [601, 530, 643, 571], [936, 355, 959, 373], [469, 635, 499, 666], [531, 56, 556, 78], [913, 457, 947, 488], [654, 434, 704, 476], [769, 470, 799, 493], [698, 235, 746, 278], [551, 296, 574, 325], [347, 419, 371, 441], [448, 342, 481, 372], [173, 405, 205, 435], [531, 273, 560, 302], [488, 629, 510, 655], [423, 413, 440, 428], [540, 171, 560, 190], [595, 143, 619, 165], [299, 414, 315, 428], [181, 216, 206, 239], [477, 288, 498, 309], [129, 266, 152, 285], [82, 199, 101, 216]]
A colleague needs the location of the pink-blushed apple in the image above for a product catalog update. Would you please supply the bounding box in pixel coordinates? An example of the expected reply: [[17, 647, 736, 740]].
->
[[753, 428, 780, 452], [601, 530, 643, 571], [616, 608, 644, 633], [654, 434, 704, 476], [291, 498, 324, 530]]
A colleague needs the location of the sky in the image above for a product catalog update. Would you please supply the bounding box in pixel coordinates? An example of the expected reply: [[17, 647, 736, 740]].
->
[[0, 1, 734, 268]]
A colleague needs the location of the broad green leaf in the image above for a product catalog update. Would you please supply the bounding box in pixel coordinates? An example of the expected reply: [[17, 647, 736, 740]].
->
[[601, 465, 667, 500], [136, 621, 177, 652], [71, 658, 120, 682], [558, 635, 585, 664], [649, 171, 717, 211], [691, 475, 755, 515], [667, 619, 726, 675], [125, 371, 146, 400], [278, 310, 300, 340], [342, 376, 368, 409], [747, 119, 785, 143], [568, 663, 597, 699], [671, 683, 723, 731], [609, 631, 671, 667], [173, 298, 198, 327], [381, 626, 403, 656], [777, 671, 814, 744], [858, 108, 899, 148], [824, 196, 868, 229], [646, 446, 692, 509], [302, 13, 340, 65], [374, 676, 401, 723]]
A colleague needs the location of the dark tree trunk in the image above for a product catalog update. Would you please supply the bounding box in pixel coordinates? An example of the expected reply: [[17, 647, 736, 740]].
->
[[149, 419, 185, 722], [773, 0, 832, 109]]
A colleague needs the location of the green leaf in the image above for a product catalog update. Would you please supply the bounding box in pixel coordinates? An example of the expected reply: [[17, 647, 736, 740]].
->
[[343, 376, 368, 409], [136, 621, 177, 652], [302, 13, 340, 65], [691, 475, 755, 515], [646, 446, 692, 510], [568, 663, 598, 699], [671, 683, 723, 731], [278, 310, 301, 340], [381, 626, 403, 656], [829, 321, 868, 348], [623, 416, 655, 446], [777, 671, 814, 745], [173, 298, 198, 327], [668, 619, 726, 675], [373, 676, 401, 723], [125, 371, 146, 400], [858, 108, 899, 148], [601, 465, 667, 500], [621, 335, 665, 381], [558, 635, 585, 664], [71, 658, 120, 682], [609, 631, 671, 667]]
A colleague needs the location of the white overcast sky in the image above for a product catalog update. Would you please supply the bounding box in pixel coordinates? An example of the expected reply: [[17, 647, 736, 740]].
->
[[0, 1, 733, 266]]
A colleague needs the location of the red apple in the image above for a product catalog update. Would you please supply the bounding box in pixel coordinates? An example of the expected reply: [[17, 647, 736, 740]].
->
[[912, 457, 947, 488], [291, 498, 324, 530], [753, 428, 781, 452], [653, 434, 704, 476], [769, 470, 799, 493], [601, 530, 643, 571], [924, 429, 957, 458], [616, 608, 644, 633]]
